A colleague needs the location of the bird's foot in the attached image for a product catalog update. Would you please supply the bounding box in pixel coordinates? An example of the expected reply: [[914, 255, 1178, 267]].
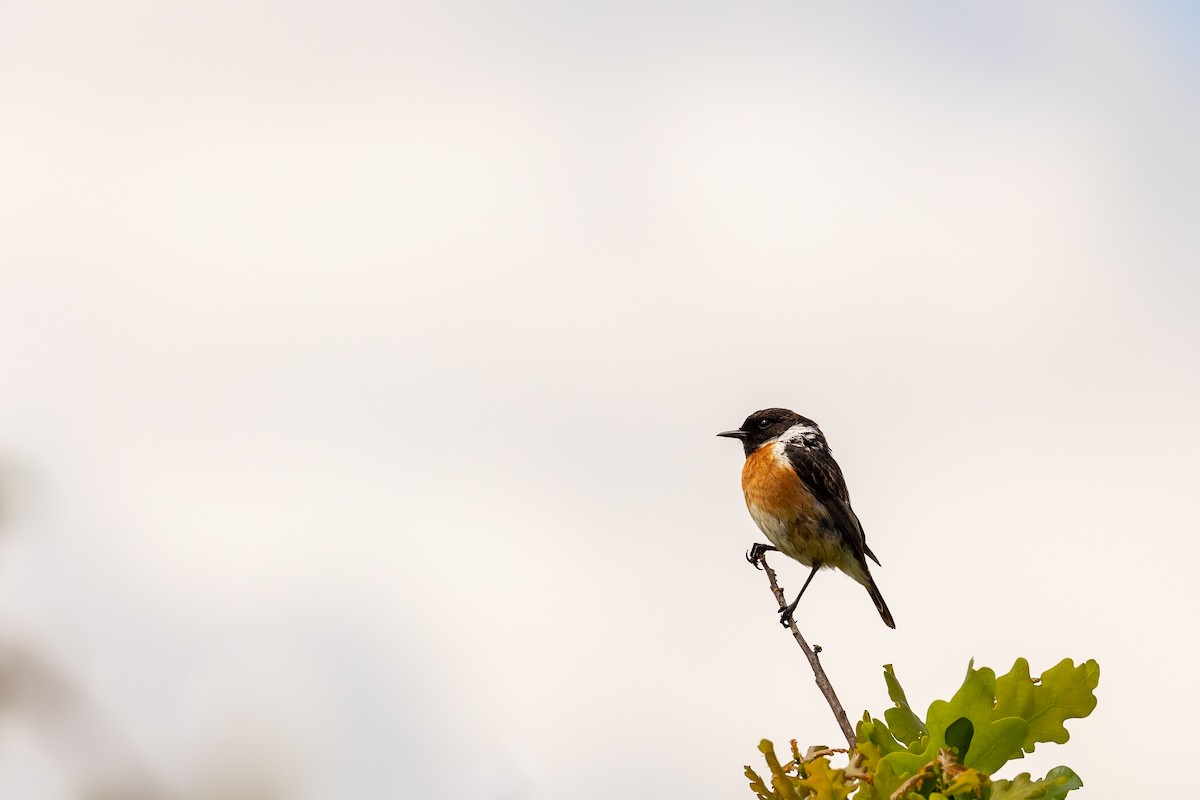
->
[[777, 601, 800, 627], [745, 543, 778, 569]]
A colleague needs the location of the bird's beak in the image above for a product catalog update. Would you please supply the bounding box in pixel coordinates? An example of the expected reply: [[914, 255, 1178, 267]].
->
[[717, 429, 748, 439]]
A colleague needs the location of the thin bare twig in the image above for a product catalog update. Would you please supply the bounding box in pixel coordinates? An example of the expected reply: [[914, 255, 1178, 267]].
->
[[757, 555, 857, 749]]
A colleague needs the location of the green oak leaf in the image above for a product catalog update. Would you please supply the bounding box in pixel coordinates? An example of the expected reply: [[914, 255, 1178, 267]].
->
[[769, 773, 803, 800], [943, 717, 973, 759], [1040, 766, 1083, 800], [856, 713, 906, 771], [994, 658, 1100, 753], [758, 739, 789, 780], [959, 716, 1027, 774], [987, 766, 1082, 800], [860, 754, 906, 800], [883, 663, 928, 747], [744, 765, 773, 800], [796, 756, 854, 800], [943, 766, 988, 797], [880, 662, 1029, 778], [986, 773, 1042, 800]]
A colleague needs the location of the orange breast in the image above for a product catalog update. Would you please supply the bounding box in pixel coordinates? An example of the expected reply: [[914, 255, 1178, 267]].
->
[[741, 444, 817, 520], [742, 444, 846, 568]]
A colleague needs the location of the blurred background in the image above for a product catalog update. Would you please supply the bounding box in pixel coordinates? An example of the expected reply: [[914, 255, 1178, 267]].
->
[[1, 1, 1198, 797]]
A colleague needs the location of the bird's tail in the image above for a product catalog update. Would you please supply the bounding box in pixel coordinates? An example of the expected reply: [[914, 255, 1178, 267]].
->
[[865, 575, 896, 629]]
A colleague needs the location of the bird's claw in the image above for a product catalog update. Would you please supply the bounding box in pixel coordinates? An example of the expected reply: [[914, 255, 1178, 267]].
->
[[745, 543, 777, 569]]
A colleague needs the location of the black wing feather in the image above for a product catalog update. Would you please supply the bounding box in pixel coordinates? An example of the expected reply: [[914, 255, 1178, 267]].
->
[[783, 444, 879, 566]]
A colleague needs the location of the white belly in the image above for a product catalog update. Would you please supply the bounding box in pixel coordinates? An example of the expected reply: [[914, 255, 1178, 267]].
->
[[747, 499, 849, 570], [747, 501, 815, 566]]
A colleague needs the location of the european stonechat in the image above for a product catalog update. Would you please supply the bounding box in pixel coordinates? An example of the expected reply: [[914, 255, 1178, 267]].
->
[[719, 408, 895, 628]]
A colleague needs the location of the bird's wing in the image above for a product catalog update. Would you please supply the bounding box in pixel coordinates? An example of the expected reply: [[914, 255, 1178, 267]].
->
[[783, 444, 879, 566]]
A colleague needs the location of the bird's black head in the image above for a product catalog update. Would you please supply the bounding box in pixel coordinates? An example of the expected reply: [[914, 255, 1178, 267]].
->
[[717, 408, 819, 457]]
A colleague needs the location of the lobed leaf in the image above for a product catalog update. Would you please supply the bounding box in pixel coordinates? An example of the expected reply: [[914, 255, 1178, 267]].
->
[[1040, 767, 1083, 800], [745, 765, 773, 800], [985, 773, 1041, 800], [795, 756, 854, 800], [986, 766, 1082, 800], [882, 664, 927, 747], [880, 662, 1029, 777], [994, 659, 1099, 753], [958, 717, 1026, 774], [942, 766, 988, 797], [943, 717, 973, 759]]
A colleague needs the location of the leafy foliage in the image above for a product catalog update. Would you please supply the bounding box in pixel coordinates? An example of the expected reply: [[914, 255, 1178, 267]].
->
[[744, 741, 857, 800], [746, 659, 1098, 800]]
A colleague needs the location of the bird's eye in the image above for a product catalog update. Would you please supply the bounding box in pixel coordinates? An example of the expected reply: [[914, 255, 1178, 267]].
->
[[757, 419, 772, 429]]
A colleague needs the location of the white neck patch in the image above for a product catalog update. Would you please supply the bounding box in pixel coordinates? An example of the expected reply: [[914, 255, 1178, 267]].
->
[[778, 424, 822, 447]]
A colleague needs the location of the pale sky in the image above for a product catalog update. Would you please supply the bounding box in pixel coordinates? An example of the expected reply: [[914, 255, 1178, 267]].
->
[[1, 2, 1198, 798]]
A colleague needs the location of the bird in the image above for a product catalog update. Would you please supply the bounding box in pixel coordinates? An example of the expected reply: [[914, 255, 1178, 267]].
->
[[718, 408, 895, 629]]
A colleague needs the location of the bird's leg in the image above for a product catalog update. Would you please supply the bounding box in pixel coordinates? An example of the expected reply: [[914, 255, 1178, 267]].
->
[[779, 563, 821, 626], [745, 543, 778, 569]]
